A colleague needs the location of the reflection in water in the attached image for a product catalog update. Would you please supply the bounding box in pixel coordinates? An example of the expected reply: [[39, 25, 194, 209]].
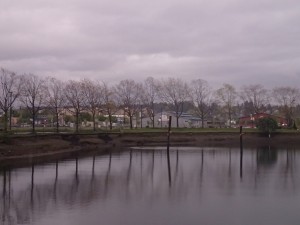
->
[[240, 129, 243, 179], [1, 147, 300, 225], [257, 146, 278, 167]]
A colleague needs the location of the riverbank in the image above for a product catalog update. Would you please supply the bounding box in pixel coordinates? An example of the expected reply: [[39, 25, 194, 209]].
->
[[0, 134, 113, 168], [1, 131, 300, 158]]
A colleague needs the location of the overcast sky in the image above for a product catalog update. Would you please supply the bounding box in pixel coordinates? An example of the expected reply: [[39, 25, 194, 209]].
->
[[1, 0, 300, 88]]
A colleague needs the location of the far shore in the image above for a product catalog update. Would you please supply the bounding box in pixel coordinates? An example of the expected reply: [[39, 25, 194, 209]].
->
[[1, 130, 300, 162]]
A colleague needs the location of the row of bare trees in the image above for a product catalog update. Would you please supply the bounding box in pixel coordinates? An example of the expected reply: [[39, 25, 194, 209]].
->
[[1, 67, 300, 133]]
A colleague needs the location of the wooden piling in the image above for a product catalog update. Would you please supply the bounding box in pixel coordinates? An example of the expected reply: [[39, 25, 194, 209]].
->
[[239, 126, 243, 179], [55, 160, 58, 179], [92, 155, 96, 172], [167, 116, 172, 186], [75, 157, 79, 180]]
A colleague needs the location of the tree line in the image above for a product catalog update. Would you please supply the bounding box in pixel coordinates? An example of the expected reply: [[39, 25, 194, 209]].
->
[[1, 67, 300, 133]]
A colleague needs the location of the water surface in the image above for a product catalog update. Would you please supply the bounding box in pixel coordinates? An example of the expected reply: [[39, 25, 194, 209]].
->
[[1, 146, 300, 225]]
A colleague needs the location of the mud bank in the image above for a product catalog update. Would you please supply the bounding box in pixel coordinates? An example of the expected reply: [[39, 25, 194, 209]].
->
[[118, 132, 300, 148], [0, 132, 300, 158]]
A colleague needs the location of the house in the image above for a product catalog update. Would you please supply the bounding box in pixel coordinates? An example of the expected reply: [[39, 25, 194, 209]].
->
[[141, 111, 204, 128], [35, 115, 48, 126], [206, 119, 226, 128], [239, 113, 287, 128]]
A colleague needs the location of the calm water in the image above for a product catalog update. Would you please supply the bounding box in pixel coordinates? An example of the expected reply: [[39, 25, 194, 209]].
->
[[1, 146, 300, 225]]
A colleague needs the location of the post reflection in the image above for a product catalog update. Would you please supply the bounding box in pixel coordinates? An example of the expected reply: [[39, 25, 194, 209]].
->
[[31, 163, 34, 206], [2, 169, 6, 198], [174, 151, 179, 184], [2, 169, 6, 224], [167, 149, 172, 187], [92, 155, 96, 177], [104, 151, 112, 196], [228, 149, 231, 178], [198, 149, 204, 191], [53, 161, 58, 204], [75, 156, 79, 182]]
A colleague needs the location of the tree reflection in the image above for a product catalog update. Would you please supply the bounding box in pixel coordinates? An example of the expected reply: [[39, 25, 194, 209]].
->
[[281, 149, 296, 192], [256, 146, 278, 167], [1, 147, 300, 224]]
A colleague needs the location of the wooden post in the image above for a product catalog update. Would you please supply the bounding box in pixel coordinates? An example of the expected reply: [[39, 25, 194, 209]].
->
[[167, 116, 172, 152], [167, 116, 172, 186], [75, 157, 78, 180], [239, 126, 243, 179], [92, 155, 96, 172], [130, 149, 132, 165], [55, 160, 58, 179], [31, 164, 34, 187]]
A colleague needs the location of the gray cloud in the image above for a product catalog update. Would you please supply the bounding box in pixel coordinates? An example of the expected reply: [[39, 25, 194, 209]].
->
[[1, 0, 300, 88]]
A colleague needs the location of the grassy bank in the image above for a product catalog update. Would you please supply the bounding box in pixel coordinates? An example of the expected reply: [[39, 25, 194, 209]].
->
[[5, 126, 300, 135], [1, 127, 299, 169], [1, 127, 300, 160]]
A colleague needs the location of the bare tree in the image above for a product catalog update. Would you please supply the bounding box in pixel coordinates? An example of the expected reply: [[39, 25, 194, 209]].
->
[[272, 86, 300, 127], [240, 84, 269, 114], [141, 77, 158, 128], [64, 80, 86, 133], [190, 79, 213, 128], [215, 83, 237, 128], [81, 79, 103, 132], [157, 78, 189, 128], [101, 82, 118, 130], [114, 79, 142, 129], [0, 68, 22, 132], [20, 74, 47, 133], [46, 77, 66, 133]]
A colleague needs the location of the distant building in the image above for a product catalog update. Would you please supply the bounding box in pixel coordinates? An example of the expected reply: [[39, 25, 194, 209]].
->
[[10, 117, 18, 126], [35, 115, 48, 126], [142, 111, 204, 128], [239, 113, 287, 128]]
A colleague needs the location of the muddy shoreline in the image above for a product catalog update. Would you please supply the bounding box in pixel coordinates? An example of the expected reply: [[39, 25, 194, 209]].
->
[[0, 132, 300, 167]]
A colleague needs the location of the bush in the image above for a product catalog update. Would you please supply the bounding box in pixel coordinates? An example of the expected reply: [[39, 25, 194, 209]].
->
[[293, 121, 297, 130], [256, 117, 278, 133]]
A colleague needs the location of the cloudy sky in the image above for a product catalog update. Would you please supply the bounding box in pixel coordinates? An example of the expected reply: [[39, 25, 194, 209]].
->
[[1, 0, 300, 88]]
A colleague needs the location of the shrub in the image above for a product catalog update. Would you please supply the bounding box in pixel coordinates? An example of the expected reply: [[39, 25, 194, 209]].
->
[[293, 121, 297, 130], [256, 117, 278, 133]]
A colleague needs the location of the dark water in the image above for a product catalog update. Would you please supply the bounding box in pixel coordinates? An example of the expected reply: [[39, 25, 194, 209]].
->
[[1, 146, 300, 225]]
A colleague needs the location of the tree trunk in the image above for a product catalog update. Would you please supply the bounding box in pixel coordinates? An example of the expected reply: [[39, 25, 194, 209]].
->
[[228, 110, 232, 128], [152, 115, 155, 128], [176, 116, 179, 128], [56, 112, 59, 133], [75, 111, 79, 133], [129, 115, 133, 129], [92, 113, 96, 132], [108, 113, 113, 130], [3, 109, 8, 133], [201, 114, 204, 128], [32, 111, 35, 134]]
